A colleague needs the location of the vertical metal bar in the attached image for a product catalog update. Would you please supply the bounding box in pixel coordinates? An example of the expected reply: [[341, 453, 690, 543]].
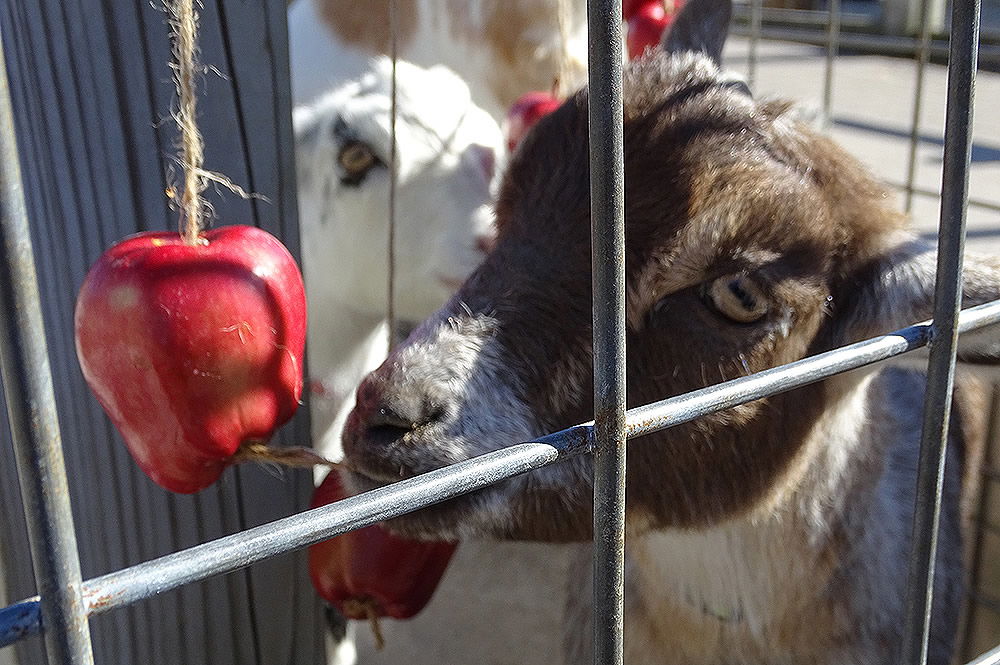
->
[[587, 0, 626, 663], [904, 0, 933, 214], [822, 0, 842, 127], [747, 0, 762, 90], [0, 25, 95, 665], [901, 1, 981, 664]]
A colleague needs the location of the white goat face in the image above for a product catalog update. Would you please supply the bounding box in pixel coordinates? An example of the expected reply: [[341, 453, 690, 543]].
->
[[293, 57, 502, 322]]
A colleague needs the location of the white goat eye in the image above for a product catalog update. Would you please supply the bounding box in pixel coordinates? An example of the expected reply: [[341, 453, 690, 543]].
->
[[338, 141, 378, 179], [704, 275, 769, 323]]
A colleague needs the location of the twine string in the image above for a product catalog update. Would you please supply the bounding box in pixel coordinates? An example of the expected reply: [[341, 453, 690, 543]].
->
[[230, 441, 342, 470], [169, 0, 207, 245], [168, 0, 260, 244], [166, 2, 329, 471]]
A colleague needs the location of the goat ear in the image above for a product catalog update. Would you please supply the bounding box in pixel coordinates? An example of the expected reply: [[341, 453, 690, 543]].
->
[[661, 0, 733, 65], [830, 236, 1000, 365]]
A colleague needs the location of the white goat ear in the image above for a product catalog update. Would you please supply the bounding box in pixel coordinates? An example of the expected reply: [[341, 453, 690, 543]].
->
[[661, 0, 733, 65], [831, 235, 1000, 365]]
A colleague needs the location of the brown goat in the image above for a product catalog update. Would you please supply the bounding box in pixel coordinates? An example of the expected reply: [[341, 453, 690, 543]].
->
[[340, 0, 999, 661]]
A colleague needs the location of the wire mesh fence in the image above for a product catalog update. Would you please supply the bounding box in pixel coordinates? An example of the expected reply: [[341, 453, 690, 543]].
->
[[1, 0, 999, 664]]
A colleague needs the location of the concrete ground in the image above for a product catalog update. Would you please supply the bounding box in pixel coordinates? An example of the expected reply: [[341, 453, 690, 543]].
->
[[722, 37, 999, 252], [351, 38, 1000, 665]]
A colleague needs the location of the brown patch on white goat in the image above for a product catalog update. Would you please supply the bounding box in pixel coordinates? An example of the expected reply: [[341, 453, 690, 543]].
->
[[308, 0, 588, 114], [315, 0, 418, 53], [341, 0, 1000, 661]]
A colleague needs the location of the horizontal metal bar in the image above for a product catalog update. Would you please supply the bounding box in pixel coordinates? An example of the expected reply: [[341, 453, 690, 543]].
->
[[967, 591, 1000, 614], [889, 182, 1000, 215], [625, 300, 1000, 439], [1, 432, 587, 647], [732, 5, 876, 30], [973, 639, 1000, 665], [728, 26, 1000, 67], [4, 300, 1000, 648], [967, 644, 1000, 665]]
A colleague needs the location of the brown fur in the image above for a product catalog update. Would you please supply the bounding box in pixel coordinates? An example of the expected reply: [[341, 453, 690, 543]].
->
[[315, 0, 418, 53], [310, 0, 584, 109], [339, 3, 999, 661]]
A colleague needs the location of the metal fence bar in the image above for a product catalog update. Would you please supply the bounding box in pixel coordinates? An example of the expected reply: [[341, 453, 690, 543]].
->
[[626, 301, 1000, 438], [5, 300, 1000, 649], [901, 1, 982, 664], [904, 0, 933, 214], [587, 0, 627, 663], [0, 25, 95, 665], [968, 644, 1000, 665], [822, 0, 841, 127], [747, 0, 763, 89], [727, 27, 1000, 68]]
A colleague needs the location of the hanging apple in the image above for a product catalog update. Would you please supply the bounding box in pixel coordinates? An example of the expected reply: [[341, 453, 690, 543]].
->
[[74, 225, 307, 493], [308, 471, 457, 628], [622, 0, 649, 21], [504, 91, 563, 153], [627, 1, 684, 59]]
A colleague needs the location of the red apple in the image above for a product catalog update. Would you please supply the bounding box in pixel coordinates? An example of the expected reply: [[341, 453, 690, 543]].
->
[[74, 225, 306, 493], [504, 91, 562, 153], [622, 0, 650, 21], [309, 471, 457, 621], [627, 1, 683, 60]]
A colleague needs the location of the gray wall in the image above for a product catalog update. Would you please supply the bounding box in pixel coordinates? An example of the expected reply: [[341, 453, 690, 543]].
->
[[0, 1, 324, 663]]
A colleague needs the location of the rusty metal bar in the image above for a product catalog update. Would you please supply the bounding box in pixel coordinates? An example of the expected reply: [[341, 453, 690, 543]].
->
[[901, 1, 982, 663], [587, 0, 627, 662], [0, 23, 95, 665]]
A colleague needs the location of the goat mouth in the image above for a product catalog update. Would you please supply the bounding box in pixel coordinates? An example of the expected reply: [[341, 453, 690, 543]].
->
[[435, 273, 466, 291], [342, 466, 509, 541]]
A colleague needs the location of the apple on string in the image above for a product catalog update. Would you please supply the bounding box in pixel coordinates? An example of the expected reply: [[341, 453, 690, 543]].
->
[[504, 91, 563, 153], [74, 224, 307, 493], [626, 0, 684, 59]]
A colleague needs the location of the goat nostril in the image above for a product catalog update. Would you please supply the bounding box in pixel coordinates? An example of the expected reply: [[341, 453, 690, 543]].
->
[[475, 234, 496, 255], [361, 395, 447, 443], [371, 404, 419, 432]]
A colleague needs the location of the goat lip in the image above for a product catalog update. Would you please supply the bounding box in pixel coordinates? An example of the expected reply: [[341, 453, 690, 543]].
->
[[436, 273, 466, 291]]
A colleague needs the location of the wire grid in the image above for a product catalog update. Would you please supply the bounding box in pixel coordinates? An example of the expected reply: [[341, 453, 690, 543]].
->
[[0, 0, 997, 664]]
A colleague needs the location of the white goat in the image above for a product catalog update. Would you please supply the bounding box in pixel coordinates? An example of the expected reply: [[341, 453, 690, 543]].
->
[[339, 1, 998, 663], [293, 57, 501, 461]]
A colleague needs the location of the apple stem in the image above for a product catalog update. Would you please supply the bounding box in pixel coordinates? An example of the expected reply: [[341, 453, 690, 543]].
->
[[341, 598, 386, 651], [231, 440, 343, 470]]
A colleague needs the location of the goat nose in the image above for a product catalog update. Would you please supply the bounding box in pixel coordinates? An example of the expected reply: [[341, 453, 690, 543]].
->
[[475, 233, 496, 255], [353, 372, 442, 437]]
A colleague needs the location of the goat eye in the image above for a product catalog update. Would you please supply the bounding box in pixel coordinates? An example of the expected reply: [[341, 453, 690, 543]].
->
[[704, 275, 769, 323], [338, 141, 379, 184]]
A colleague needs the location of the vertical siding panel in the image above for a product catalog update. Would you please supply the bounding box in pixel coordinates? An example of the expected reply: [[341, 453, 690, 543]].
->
[[0, 1, 320, 664]]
